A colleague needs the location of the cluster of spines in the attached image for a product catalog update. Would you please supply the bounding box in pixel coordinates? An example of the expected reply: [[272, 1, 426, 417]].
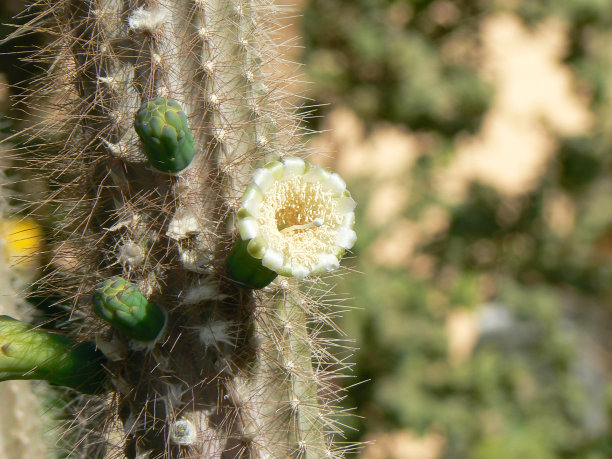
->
[[9, 0, 353, 457]]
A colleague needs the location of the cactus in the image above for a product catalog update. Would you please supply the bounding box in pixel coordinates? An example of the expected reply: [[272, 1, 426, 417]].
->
[[6, 0, 357, 457]]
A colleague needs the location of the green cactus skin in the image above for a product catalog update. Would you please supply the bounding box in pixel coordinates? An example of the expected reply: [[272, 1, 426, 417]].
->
[[0, 316, 107, 395], [93, 277, 166, 342], [134, 97, 196, 173], [226, 237, 278, 289]]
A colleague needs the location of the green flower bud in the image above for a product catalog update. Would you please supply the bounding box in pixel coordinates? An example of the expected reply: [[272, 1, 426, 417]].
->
[[0, 316, 107, 394], [93, 276, 166, 342], [134, 97, 196, 173], [226, 237, 278, 289]]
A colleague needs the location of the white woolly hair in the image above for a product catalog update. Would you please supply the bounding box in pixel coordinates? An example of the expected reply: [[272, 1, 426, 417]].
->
[[127, 6, 167, 33]]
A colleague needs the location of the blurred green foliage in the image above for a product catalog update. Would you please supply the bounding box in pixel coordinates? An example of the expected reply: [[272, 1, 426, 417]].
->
[[302, 0, 490, 134], [302, 0, 612, 457]]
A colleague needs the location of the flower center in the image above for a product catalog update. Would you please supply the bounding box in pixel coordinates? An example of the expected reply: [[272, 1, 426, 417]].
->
[[279, 218, 323, 234], [259, 175, 341, 267]]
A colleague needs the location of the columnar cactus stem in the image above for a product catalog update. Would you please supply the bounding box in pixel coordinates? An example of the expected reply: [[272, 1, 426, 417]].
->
[[201, 0, 276, 179], [9, 0, 356, 457], [271, 291, 330, 456]]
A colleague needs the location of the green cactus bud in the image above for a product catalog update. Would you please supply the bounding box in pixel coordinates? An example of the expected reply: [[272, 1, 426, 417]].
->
[[0, 316, 107, 394], [134, 97, 196, 173], [226, 236, 279, 289], [226, 157, 357, 289], [93, 276, 166, 342]]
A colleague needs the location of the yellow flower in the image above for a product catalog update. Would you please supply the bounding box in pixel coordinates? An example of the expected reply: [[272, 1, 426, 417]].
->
[[1, 218, 43, 268]]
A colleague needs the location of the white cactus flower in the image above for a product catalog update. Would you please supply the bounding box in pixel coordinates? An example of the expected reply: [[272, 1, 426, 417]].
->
[[228, 157, 356, 288]]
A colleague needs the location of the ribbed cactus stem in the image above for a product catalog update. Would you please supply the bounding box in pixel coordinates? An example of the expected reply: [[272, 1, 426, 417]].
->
[[276, 291, 329, 457], [8, 0, 354, 457], [218, 288, 331, 458], [202, 0, 278, 193]]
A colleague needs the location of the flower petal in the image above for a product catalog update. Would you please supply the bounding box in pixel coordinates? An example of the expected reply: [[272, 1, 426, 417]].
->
[[247, 236, 268, 259], [341, 211, 356, 227], [303, 165, 330, 183], [252, 167, 276, 192], [261, 249, 284, 271], [282, 157, 306, 176], [277, 262, 293, 277], [290, 264, 310, 280], [336, 227, 357, 249], [336, 195, 357, 214], [242, 184, 263, 217], [326, 172, 346, 195], [312, 253, 340, 275], [237, 217, 259, 240], [263, 160, 284, 179]]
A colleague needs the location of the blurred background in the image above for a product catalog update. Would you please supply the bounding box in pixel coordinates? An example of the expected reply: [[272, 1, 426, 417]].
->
[[2, 0, 612, 458]]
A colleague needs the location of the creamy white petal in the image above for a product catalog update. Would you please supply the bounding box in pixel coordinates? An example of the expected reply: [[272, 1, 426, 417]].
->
[[241, 185, 263, 217], [282, 157, 306, 176], [263, 160, 284, 179], [336, 227, 357, 249], [252, 167, 275, 192], [237, 217, 259, 240], [326, 172, 346, 195], [247, 237, 268, 259], [241, 183, 262, 203], [291, 264, 310, 280], [341, 211, 356, 227], [277, 262, 293, 277], [303, 166, 330, 183], [336, 195, 357, 214], [261, 249, 284, 271], [243, 200, 260, 218], [313, 254, 340, 275], [242, 183, 263, 202]]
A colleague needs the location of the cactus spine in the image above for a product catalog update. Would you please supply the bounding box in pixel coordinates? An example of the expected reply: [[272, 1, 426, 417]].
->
[[11, 0, 354, 457]]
